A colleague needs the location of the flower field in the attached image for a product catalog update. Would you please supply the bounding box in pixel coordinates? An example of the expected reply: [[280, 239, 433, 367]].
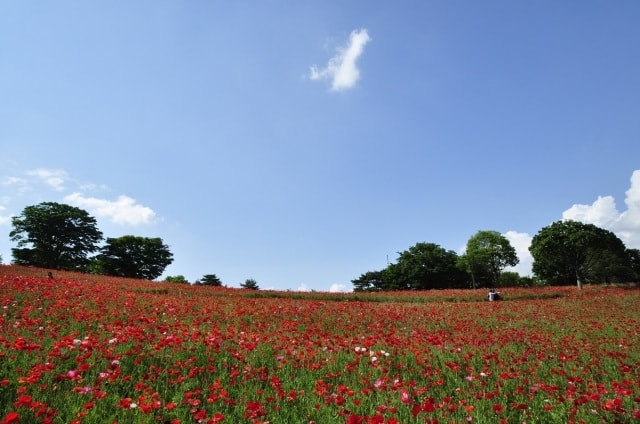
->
[[1, 266, 639, 423]]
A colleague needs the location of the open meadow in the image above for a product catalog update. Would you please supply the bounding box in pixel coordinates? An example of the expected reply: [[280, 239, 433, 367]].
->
[[1, 266, 639, 423]]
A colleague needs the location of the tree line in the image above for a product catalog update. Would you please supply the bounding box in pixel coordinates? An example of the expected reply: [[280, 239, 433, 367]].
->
[[6, 202, 639, 290], [8, 202, 173, 280], [352, 223, 640, 291], [6, 201, 263, 288]]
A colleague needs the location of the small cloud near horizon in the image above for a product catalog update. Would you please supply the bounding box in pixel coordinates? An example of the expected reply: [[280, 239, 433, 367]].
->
[[64, 192, 157, 226], [562, 169, 640, 249], [329, 283, 351, 293], [310, 28, 371, 91]]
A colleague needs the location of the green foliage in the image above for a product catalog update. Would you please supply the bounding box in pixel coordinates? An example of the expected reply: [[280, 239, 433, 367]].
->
[[165, 275, 189, 284], [241, 278, 260, 290], [462, 230, 518, 288], [627, 248, 640, 282], [498, 271, 532, 287], [352, 270, 385, 292], [196, 274, 223, 286], [9, 202, 103, 271], [529, 220, 632, 288], [352, 242, 468, 291], [96, 235, 174, 280], [393, 242, 467, 290]]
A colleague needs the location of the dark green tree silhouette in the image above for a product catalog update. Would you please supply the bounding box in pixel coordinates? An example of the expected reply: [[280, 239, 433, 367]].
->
[[197, 274, 223, 286], [97, 235, 173, 280], [10, 202, 103, 271], [530, 220, 632, 288], [240, 278, 260, 290]]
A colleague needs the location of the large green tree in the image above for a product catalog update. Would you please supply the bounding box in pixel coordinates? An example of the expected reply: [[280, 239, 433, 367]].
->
[[10, 202, 103, 271], [393, 242, 467, 290], [529, 220, 632, 288], [351, 242, 467, 291], [97, 235, 173, 280], [462, 231, 518, 288]]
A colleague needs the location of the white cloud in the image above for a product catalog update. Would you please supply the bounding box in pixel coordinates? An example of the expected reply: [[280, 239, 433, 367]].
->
[[1, 176, 30, 196], [329, 283, 351, 293], [26, 168, 67, 191], [562, 169, 640, 249], [503, 231, 533, 276], [1, 176, 27, 186], [310, 28, 371, 91], [562, 196, 618, 228], [64, 192, 157, 226], [297, 283, 310, 292]]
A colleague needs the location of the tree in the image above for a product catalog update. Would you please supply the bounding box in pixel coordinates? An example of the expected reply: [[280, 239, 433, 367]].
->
[[10, 202, 103, 271], [497, 271, 532, 287], [393, 242, 467, 290], [627, 248, 640, 282], [197, 274, 222, 286], [352, 270, 386, 292], [240, 278, 260, 290], [351, 242, 467, 292], [165, 275, 189, 284], [529, 220, 631, 288], [462, 231, 518, 288], [97, 235, 173, 280]]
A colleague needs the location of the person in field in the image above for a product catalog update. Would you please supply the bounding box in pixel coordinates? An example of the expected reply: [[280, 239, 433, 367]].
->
[[488, 289, 501, 301]]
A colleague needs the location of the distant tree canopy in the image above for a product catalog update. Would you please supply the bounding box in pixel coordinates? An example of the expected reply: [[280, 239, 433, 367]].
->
[[352, 242, 468, 292], [462, 230, 519, 288], [165, 275, 189, 284], [351, 270, 387, 292], [351, 220, 640, 292], [10, 202, 103, 271], [196, 274, 222, 286], [530, 220, 635, 288], [628, 248, 640, 282], [240, 278, 260, 290], [96, 235, 173, 280], [8, 201, 174, 279]]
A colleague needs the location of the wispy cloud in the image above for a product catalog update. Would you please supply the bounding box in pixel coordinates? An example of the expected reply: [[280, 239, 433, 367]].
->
[[0, 205, 11, 226], [563, 169, 640, 248], [0, 176, 27, 186], [64, 192, 157, 226], [310, 28, 371, 91], [1, 176, 30, 196], [26, 168, 68, 191]]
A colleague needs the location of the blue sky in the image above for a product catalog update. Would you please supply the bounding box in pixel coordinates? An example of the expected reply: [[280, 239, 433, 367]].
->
[[2, 2, 639, 291]]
